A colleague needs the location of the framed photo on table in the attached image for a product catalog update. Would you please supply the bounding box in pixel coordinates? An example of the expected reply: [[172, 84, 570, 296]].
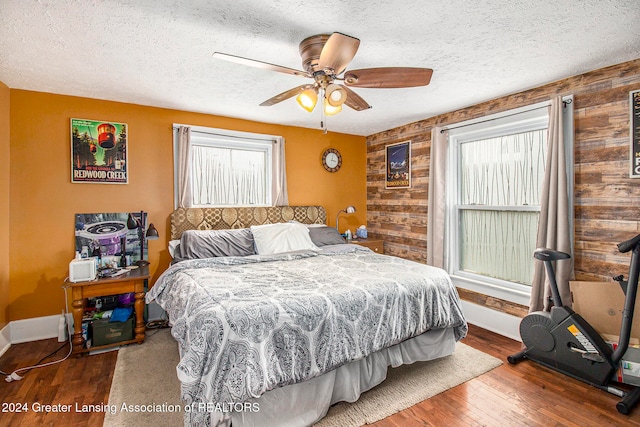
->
[[71, 118, 128, 184], [385, 140, 411, 189], [74, 212, 148, 265]]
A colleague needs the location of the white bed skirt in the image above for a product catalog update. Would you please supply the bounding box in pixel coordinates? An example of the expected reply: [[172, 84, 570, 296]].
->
[[206, 327, 456, 427]]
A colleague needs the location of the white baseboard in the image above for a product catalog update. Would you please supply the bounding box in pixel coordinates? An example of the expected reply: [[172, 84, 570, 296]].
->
[[0, 323, 10, 358], [9, 314, 62, 344], [461, 300, 522, 342], [0, 313, 74, 358]]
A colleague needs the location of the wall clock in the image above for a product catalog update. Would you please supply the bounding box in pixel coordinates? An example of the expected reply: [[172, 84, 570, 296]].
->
[[322, 148, 342, 172]]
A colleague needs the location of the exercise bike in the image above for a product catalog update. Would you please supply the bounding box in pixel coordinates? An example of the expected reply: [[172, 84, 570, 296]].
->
[[508, 233, 640, 414]]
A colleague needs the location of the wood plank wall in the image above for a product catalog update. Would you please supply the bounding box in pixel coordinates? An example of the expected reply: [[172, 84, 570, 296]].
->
[[367, 59, 640, 315]]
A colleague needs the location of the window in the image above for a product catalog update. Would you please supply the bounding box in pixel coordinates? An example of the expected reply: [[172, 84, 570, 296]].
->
[[173, 125, 285, 208], [445, 102, 573, 304], [190, 137, 270, 206]]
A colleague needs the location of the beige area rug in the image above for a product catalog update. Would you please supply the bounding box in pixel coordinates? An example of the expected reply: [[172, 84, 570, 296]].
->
[[103, 328, 182, 427], [104, 329, 502, 427]]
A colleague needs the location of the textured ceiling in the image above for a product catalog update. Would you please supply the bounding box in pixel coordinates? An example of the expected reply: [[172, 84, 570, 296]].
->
[[1, 0, 639, 136]]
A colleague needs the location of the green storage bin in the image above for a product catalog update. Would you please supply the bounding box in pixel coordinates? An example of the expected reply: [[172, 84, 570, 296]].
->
[[92, 317, 133, 346]]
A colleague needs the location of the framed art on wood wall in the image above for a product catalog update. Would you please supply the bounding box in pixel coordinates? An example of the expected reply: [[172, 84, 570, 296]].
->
[[71, 118, 128, 184], [385, 140, 411, 189], [631, 90, 640, 178]]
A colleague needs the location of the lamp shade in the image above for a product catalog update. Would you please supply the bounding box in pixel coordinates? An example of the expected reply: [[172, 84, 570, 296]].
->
[[126, 213, 139, 229], [296, 87, 318, 112], [335, 205, 357, 230], [325, 84, 347, 107], [323, 99, 342, 116], [146, 223, 159, 239]]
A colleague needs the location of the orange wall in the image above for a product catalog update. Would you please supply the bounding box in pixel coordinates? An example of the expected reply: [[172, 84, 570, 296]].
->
[[0, 82, 9, 329], [8, 90, 366, 321]]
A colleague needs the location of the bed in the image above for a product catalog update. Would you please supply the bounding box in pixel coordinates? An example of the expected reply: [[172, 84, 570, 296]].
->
[[146, 206, 467, 427]]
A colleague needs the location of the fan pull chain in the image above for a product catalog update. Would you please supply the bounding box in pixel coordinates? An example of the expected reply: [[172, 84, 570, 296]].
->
[[320, 88, 328, 134]]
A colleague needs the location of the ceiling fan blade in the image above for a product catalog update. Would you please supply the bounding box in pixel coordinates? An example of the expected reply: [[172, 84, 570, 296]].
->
[[213, 52, 310, 78], [341, 86, 371, 111], [318, 33, 360, 75], [343, 67, 433, 88], [260, 84, 314, 106]]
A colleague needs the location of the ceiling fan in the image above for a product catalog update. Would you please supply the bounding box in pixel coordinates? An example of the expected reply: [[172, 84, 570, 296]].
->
[[213, 32, 433, 130]]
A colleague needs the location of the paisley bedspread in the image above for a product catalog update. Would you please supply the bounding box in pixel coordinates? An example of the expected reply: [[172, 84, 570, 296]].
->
[[146, 245, 467, 419]]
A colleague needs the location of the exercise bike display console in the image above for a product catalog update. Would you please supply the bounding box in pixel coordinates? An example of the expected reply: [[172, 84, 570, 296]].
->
[[509, 233, 640, 415]]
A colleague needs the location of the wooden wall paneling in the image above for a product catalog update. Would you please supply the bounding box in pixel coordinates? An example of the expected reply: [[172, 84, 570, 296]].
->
[[456, 288, 529, 318], [366, 58, 640, 315]]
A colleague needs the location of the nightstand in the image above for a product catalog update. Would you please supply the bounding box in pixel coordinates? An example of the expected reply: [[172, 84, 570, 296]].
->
[[350, 238, 384, 254], [64, 266, 150, 355]]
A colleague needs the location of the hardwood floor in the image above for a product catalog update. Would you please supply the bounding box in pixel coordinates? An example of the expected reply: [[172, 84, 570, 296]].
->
[[1, 324, 640, 426], [373, 325, 640, 427], [0, 337, 117, 427]]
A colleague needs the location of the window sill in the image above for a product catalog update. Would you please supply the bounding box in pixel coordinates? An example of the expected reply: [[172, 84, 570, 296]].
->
[[450, 272, 530, 306]]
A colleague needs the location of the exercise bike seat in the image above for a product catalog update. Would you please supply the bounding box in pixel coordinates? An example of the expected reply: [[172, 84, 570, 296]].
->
[[533, 247, 571, 261]]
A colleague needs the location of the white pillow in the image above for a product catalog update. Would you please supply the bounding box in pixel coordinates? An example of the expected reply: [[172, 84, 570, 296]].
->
[[168, 239, 181, 258], [250, 222, 319, 255]]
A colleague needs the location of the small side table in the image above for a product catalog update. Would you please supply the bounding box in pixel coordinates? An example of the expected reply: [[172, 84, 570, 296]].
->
[[350, 238, 384, 254], [64, 266, 150, 356]]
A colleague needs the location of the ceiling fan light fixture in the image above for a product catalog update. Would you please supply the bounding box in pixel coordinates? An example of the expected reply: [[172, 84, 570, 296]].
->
[[325, 84, 347, 107], [323, 98, 342, 116], [213, 32, 432, 124], [296, 88, 318, 112]]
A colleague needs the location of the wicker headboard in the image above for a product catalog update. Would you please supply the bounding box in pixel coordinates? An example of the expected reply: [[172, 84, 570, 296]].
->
[[170, 206, 327, 240]]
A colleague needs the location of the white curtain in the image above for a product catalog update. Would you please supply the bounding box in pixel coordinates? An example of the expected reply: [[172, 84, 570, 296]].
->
[[272, 137, 289, 206], [191, 146, 267, 205], [529, 97, 574, 312], [427, 126, 447, 268], [177, 126, 192, 208]]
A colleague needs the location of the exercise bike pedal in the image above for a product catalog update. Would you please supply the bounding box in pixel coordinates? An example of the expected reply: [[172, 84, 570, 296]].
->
[[580, 352, 606, 363], [567, 343, 606, 363]]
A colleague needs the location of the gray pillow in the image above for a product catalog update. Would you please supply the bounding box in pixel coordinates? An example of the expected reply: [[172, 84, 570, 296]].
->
[[308, 226, 346, 247], [177, 228, 256, 260]]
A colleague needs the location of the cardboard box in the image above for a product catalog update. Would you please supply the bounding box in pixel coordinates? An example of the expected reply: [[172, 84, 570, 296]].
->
[[608, 338, 640, 386], [92, 317, 133, 347], [570, 281, 640, 341], [570, 281, 640, 386]]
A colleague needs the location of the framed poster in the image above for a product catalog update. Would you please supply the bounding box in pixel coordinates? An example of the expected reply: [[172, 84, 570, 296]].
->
[[631, 90, 640, 178], [75, 212, 147, 265], [385, 140, 411, 189], [71, 118, 128, 184]]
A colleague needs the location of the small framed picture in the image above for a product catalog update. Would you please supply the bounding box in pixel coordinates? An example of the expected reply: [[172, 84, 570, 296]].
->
[[385, 140, 411, 189], [71, 118, 128, 184]]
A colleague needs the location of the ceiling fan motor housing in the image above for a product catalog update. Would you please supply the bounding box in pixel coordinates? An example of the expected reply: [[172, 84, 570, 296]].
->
[[299, 34, 331, 73]]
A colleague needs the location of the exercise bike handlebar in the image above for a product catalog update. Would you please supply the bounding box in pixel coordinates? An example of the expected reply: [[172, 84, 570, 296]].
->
[[618, 233, 640, 254], [612, 233, 640, 365]]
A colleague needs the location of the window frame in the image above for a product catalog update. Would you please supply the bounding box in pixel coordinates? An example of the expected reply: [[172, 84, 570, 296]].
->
[[173, 125, 279, 208], [444, 100, 574, 305]]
